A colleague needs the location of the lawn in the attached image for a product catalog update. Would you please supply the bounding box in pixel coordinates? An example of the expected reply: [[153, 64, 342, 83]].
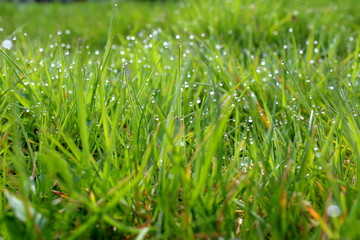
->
[[0, 0, 360, 239]]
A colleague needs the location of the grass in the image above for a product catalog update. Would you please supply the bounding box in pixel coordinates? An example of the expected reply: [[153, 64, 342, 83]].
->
[[0, 0, 360, 239]]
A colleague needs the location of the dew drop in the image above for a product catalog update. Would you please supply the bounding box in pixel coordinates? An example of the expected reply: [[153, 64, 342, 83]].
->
[[2, 40, 12, 50], [327, 205, 341, 217]]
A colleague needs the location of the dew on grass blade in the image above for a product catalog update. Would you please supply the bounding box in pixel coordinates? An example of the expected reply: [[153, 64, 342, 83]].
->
[[327, 205, 341, 217], [2, 39, 12, 49]]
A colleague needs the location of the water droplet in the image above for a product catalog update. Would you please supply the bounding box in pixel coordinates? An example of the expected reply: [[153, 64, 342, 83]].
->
[[327, 205, 341, 217], [2, 40, 12, 50]]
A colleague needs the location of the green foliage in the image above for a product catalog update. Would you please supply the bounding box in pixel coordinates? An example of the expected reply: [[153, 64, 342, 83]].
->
[[0, 0, 360, 239]]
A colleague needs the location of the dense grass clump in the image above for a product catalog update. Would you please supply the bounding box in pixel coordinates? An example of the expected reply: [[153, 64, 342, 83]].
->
[[0, 0, 360, 239]]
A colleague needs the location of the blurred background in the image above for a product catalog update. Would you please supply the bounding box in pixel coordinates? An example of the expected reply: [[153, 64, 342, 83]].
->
[[0, 0, 163, 2], [0, 0, 358, 54], [0, 0, 170, 2], [2, 0, 90, 2]]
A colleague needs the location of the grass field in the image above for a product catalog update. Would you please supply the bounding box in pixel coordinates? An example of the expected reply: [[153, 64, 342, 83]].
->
[[0, 0, 360, 239]]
